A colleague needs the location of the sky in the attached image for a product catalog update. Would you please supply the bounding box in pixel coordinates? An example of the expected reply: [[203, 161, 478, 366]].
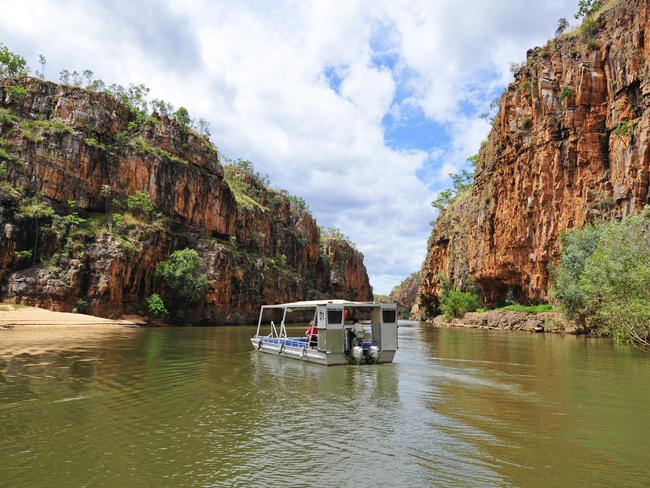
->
[[0, 0, 578, 294]]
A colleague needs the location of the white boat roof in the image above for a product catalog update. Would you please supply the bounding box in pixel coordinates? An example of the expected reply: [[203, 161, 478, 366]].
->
[[261, 299, 391, 309]]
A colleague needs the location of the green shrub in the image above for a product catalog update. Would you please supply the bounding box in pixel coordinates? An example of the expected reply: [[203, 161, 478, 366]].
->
[[118, 236, 140, 255], [0, 43, 28, 78], [107, 83, 151, 114], [0, 161, 6, 178], [73, 298, 89, 314], [174, 107, 191, 126], [286, 194, 310, 215], [63, 212, 86, 227], [553, 208, 650, 348], [586, 38, 599, 50], [556, 18, 570, 37], [0, 146, 12, 162], [155, 249, 208, 320], [20, 125, 42, 143], [575, 0, 603, 19], [431, 189, 454, 213], [580, 18, 598, 37], [440, 290, 480, 318], [14, 250, 32, 261], [430, 166, 474, 216], [131, 136, 187, 165], [127, 191, 155, 215], [0, 181, 22, 201], [6, 85, 28, 97], [612, 119, 639, 137], [115, 130, 130, 144], [579, 209, 650, 345], [552, 223, 602, 319], [559, 85, 575, 101], [145, 293, 168, 321], [520, 116, 533, 129], [223, 165, 266, 211], [23, 119, 71, 136], [320, 226, 348, 242], [438, 277, 480, 318], [0, 108, 19, 125], [111, 213, 125, 228], [84, 137, 106, 150]]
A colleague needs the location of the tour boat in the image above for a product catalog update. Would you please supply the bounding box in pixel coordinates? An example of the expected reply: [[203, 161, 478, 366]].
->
[[250, 299, 398, 365]]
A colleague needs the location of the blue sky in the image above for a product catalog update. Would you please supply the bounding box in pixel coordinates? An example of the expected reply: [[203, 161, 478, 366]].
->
[[0, 0, 578, 293]]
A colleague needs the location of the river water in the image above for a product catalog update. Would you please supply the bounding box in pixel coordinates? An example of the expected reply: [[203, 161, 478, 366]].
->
[[1, 323, 649, 487]]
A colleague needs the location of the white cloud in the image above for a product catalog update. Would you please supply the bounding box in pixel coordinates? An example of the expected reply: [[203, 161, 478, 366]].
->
[[0, 0, 576, 293]]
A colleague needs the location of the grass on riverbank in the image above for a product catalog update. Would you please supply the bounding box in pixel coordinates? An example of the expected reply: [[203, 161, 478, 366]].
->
[[476, 304, 554, 314], [0, 303, 26, 311]]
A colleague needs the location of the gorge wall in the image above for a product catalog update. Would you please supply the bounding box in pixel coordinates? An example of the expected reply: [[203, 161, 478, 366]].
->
[[416, 0, 650, 316], [388, 272, 419, 318], [0, 77, 372, 323]]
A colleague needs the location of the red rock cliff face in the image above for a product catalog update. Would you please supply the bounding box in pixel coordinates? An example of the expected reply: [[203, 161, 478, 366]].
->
[[416, 0, 650, 315], [0, 78, 372, 323], [388, 272, 420, 318], [322, 239, 373, 302]]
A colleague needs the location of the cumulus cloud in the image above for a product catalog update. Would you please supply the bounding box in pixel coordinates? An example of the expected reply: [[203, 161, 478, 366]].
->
[[0, 0, 576, 293]]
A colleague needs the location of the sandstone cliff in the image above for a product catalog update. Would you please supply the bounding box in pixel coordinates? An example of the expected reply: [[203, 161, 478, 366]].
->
[[416, 0, 649, 316], [388, 272, 419, 318], [0, 77, 372, 323]]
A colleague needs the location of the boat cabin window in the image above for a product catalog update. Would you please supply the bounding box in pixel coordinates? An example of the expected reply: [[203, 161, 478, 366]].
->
[[382, 310, 396, 323], [327, 310, 343, 324]]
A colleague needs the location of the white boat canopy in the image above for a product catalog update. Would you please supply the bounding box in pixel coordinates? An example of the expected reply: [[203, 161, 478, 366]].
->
[[260, 299, 378, 310]]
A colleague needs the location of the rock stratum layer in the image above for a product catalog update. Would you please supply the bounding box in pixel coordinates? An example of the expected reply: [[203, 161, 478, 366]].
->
[[0, 77, 372, 323], [416, 0, 650, 316]]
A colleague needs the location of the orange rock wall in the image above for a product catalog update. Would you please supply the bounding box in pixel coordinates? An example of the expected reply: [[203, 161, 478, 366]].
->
[[0, 78, 372, 323], [417, 0, 650, 314]]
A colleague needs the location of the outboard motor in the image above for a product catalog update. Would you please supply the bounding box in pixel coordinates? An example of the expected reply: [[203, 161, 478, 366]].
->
[[352, 345, 364, 364], [369, 345, 380, 362]]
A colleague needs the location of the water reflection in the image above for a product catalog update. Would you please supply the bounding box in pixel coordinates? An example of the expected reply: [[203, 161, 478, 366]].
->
[[0, 324, 649, 487]]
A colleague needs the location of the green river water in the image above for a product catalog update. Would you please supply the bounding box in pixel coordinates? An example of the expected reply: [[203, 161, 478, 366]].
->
[[1, 323, 649, 487]]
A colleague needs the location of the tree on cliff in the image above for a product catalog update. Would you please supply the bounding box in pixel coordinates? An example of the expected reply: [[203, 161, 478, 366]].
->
[[555, 18, 570, 37], [0, 44, 28, 79], [174, 107, 192, 127], [575, 0, 603, 19], [431, 162, 475, 215], [155, 249, 208, 321]]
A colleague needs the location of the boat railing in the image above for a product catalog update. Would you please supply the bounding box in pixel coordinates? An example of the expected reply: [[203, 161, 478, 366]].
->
[[267, 320, 279, 338], [264, 320, 289, 339]]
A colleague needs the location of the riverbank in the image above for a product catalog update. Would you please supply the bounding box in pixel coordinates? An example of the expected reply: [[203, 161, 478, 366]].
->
[[0, 304, 145, 330], [428, 310, 588, 335]]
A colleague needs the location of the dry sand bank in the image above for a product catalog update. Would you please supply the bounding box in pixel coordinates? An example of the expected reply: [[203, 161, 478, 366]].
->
[[0, 305, 144, 330]]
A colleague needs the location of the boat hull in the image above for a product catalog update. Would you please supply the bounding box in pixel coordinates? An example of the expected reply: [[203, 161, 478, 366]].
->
[[250, 338, 395, 366]]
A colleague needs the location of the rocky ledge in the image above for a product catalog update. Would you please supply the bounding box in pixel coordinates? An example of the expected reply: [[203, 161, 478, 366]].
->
[[431, 311, 586, 334]]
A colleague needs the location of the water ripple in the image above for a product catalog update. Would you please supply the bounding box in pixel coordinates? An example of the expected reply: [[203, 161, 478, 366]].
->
[[1, 325, 649, 487]]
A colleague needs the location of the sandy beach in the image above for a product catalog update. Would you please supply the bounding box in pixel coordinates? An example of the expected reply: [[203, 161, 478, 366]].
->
[[0, 304, 144, 330]]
